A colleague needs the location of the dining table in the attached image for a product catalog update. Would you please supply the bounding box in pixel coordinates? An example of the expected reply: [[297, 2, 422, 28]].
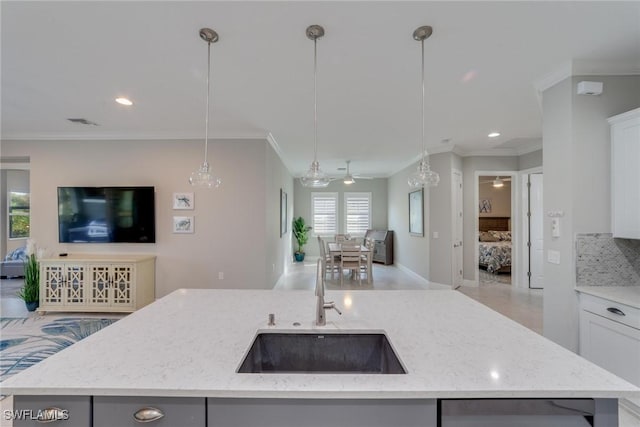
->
[[327, 242, 373, 284]]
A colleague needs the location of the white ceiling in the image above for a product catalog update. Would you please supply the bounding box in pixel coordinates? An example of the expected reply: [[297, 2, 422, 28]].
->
[[2, 1, 639, 177]]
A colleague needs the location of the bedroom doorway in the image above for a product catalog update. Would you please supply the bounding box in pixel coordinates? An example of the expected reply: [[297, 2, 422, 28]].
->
[[477, 174, 514, 286]]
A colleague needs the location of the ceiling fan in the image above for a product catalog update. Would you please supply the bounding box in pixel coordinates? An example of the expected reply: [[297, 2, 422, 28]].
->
[[480, 176, 512, 187], [335, 160, 374, 184]]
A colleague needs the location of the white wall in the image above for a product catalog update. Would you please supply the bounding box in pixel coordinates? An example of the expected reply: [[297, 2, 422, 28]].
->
[[293, 177, 388, 258], [542, 75, 640, 351], [1, 138, 293, 296]]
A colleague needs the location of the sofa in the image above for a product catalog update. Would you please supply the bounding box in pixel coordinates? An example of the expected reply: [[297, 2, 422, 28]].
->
[[0, 246, 26, 278]]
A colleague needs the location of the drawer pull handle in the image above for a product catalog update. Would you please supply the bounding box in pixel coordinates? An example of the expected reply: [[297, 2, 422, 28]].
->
[[133, 407, 165, 423], [36, 407, 67, 423], [606, 307, 626, 316]]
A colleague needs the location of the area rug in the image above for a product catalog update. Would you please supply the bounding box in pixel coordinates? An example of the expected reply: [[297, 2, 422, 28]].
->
[[0, 316, 119, 383]]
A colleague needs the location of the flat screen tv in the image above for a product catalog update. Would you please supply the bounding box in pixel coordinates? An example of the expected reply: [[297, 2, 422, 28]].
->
[[58, 187, 155, 243]]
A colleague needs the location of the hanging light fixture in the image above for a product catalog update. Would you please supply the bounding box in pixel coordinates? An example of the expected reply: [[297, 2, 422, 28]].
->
[[493, 176, 504, 188], [189, 28, 222, 188], [300, 25, 330, 188], [408, 26, 439, 189], [343, 160, 355, 185]]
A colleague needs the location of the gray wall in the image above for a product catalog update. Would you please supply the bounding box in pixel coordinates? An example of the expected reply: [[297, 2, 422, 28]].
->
[[518, 149, 543, 171], [293, 177, 388, 258], [387, 160, 431, 280], [542, 75, 640, 351], [1, 138, 293, 296]]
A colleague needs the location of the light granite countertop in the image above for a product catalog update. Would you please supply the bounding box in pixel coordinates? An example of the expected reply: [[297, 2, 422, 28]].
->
[[575, 286, 640, 309], [2, 289, 639, 399]]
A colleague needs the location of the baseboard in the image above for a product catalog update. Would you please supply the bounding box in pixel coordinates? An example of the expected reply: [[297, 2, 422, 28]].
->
[[395, 263, 451, 290], [463, 279, 479, 287]]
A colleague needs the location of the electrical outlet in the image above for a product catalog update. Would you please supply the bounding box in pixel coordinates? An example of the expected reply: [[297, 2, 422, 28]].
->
[[218, 272, 224, 280]]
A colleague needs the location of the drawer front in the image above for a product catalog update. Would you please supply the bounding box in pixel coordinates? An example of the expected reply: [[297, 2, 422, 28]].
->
[[580, 293, 640, 330], [12, 396, 90, 427], [93, 396, 205, 427], [207, 398, 436, 427]]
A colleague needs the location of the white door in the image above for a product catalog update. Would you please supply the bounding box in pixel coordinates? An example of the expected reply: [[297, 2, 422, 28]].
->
[[528, 174, 544, 289], [452, 170, 463, 289]]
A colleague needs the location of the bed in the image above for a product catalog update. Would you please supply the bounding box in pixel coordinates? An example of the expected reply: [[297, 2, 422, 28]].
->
[[478, 217, 511, 274]]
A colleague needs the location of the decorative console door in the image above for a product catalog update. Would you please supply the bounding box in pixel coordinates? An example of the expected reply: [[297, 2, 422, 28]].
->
[[41, 263, 87, 308], [88, 264, 135, 310]]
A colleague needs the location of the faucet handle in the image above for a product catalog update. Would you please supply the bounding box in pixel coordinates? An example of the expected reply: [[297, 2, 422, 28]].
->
[[323, 301, 342, 315]]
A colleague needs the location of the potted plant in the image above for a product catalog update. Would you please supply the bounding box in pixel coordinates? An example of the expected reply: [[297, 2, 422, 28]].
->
[[17, 239, 41, 312], [292, 217, 312, 262]]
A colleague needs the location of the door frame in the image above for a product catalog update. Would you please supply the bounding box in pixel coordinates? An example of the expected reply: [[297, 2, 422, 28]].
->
[[474, 171, 518, 287], [518, 166, 543, 289], [451, 169, 463, 289]]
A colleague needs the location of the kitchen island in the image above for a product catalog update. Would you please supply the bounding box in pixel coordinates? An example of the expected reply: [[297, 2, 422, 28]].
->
[[3, 289, 639, 426]]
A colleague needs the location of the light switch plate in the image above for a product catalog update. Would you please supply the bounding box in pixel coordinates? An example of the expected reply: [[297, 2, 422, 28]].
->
[[547, 250, 560, 264]]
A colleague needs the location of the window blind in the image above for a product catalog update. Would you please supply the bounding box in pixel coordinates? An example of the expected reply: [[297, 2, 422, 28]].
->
[[345, 192, 371, 236], [312, 193, 338, 236]]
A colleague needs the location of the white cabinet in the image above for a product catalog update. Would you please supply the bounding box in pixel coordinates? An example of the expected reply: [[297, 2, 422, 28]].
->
[[40, 254, 155, 313], [579, 293, 640, 387], [608, 108, 640, 239]]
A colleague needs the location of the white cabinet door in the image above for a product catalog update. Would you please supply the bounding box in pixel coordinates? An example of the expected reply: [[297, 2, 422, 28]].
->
[[580, 310, 640, 387], [609, 108, 640, 239], [41, 263, 87, 308]]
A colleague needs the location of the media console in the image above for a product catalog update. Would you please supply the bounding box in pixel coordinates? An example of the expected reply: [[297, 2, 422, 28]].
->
[[38, 253, 155, 314]]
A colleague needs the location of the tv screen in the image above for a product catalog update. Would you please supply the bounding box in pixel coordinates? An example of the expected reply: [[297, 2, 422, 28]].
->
[[58, 187, 155, 243]]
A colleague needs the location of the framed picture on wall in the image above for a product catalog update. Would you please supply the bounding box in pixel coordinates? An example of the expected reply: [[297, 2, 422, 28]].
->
[[280, 189, 287, 237], [479, 198, 492, 213], [409, 188, 424, 236], [173, 193, 194, 210], [173, 216, 194, 233]]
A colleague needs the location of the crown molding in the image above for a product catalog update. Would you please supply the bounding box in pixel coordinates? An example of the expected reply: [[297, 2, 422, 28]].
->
[[0, 131, 269, 141], [534, 60, 573, 94], [534, 59, 640, 95]]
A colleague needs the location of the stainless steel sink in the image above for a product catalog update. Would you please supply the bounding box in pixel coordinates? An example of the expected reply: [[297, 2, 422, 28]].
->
[[237, 332, 406, 374]]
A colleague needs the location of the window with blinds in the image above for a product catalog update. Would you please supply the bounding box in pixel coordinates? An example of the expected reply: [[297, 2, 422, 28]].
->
[[344, 192, 372, 236], [311, 192, 338, 236]]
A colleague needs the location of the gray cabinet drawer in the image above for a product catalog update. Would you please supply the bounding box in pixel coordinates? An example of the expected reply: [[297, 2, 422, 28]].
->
[[12, 396, 90, 427], [207, 398, 436, 427], [93, 396, 205, 427]]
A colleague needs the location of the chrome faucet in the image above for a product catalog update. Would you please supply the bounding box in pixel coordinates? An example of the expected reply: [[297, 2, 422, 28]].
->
[[316, 259, 342, 326]]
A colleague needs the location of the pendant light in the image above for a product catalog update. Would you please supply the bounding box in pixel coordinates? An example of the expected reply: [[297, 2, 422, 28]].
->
[[300, 25, 330, 188], [189, 28, 222, 188], [408, 26, 439, 189]]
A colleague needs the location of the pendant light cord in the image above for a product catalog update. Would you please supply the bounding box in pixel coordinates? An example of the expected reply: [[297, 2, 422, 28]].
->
[[421, 38, 425, 162], [313, 37, 318, 162], [204, 40, 211, 166]]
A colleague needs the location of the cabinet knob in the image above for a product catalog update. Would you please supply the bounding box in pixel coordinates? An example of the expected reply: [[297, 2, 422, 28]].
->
[[35, 407, 68, 423], [606, 307, 626, 316], [133, 407, 165, 423]]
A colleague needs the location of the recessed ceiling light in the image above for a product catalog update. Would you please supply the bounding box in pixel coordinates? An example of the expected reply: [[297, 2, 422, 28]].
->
[[488, 132, 500, 138], [115, 97, 133, 106]]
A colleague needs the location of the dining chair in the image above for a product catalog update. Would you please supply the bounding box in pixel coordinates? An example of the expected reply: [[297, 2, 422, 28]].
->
[[318, 236, 337, 279], [335, 234, 348, 243], [340, 244, 362, 286]]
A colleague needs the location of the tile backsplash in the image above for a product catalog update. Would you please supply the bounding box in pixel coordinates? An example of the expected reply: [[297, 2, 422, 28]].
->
[[576, 233, 640, 287]]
